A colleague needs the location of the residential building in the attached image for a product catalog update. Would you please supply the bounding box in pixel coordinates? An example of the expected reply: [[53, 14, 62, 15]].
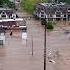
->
[[0, 8, 13, 19], [34, 2, 70, 21]]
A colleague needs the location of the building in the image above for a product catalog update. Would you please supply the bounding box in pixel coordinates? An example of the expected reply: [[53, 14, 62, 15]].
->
[[0, 7, 18, 29], [0, 8, 13, 19], [0, 7, 26, 31], [34, 2, 70, 21]]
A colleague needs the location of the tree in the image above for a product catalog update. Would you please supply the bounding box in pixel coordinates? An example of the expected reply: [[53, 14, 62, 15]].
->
[[0, 0, 3, 5], [0, 0, 9, 5], [21, 0, 48, 13], [0, 0, 15, 8]]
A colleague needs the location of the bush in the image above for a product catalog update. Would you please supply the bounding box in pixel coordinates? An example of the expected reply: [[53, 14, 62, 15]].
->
[[46, 22, 54, 30]]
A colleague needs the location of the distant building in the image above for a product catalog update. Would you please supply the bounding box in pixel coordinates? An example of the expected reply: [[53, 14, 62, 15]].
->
[[34, 3, 70, 21]]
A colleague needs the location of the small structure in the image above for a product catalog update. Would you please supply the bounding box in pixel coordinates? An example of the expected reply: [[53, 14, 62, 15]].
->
[[0, 27, 5, 46]]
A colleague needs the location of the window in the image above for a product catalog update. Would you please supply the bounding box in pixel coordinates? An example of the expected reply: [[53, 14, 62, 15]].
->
[[1, 11, 6, 18], [56, 12, 61, 17], [64, 15, 66, 17], [41, 12, 44, 14]]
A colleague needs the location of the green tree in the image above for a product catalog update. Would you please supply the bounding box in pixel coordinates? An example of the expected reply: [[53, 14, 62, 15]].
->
[[0, 0, 3, 5], [0, 0, 15, 8], [21, 0, 47, 13], [0, 0, 9, 5]]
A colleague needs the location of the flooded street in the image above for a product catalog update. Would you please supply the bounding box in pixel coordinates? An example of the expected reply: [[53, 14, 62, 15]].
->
[[0, 13, 70, 70]]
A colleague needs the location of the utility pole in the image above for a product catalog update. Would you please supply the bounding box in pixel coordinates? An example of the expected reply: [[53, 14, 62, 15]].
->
[[40, 17, 47, 70], [42, 18, 47, 70]]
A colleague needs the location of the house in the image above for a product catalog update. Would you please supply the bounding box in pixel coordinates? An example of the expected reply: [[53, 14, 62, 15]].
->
[[34, 2, 70, 21], [0, 8, 13, 19]]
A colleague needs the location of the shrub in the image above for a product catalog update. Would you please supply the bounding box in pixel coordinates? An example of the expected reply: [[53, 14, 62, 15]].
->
[[46, 21, 54, 30]]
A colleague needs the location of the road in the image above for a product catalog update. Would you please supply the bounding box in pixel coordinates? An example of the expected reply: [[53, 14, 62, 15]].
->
[[0, 10, 70, 70]]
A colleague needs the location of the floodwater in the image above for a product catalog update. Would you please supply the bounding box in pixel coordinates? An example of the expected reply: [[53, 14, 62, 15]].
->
[[0, 20, 70, 70]]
